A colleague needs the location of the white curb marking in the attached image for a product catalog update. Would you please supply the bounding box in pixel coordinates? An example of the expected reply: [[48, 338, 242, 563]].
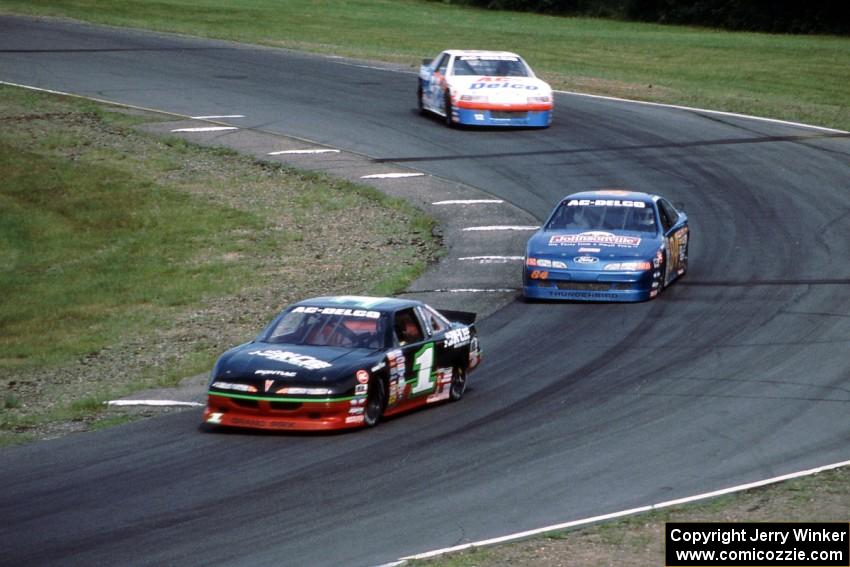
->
[[106, 400, 204, 407], [432, 199, 504, 205], [462, 225, 539, 232], [361, 173, 425, 179], [268, 149, 340, 155], [443, 288, 516, 293], [170, 126, 238, 133], [398, 458, 850, 563], [190, 114, 245, 119], [458, 256, 525, 263]]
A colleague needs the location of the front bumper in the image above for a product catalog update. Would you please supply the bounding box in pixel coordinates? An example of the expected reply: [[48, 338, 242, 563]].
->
[[455, 107, 551, 127], [204, 393, 366, 431], [523, 268, 657, 302]]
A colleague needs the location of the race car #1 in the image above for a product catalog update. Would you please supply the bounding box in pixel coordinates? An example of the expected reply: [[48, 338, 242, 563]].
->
[[418, 49, 553, 128], [203, 296, 481, 431], [524, 190, 689, 302]]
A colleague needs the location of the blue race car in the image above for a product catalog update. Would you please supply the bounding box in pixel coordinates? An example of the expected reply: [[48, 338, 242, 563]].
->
[[523, 190, 689, 302]]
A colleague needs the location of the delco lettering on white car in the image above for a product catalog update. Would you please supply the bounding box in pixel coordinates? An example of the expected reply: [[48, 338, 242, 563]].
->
[[470, 82, 540, 91], [248, 350, 332, 370]]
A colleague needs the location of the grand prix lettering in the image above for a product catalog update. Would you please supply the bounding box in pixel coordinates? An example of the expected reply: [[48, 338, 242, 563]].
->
[[444, 327, 471, 348], [566, 199, 646, 207], [255, 369, 297, 377], [248, 349, 332, 370], [550, 231, 641, 247]]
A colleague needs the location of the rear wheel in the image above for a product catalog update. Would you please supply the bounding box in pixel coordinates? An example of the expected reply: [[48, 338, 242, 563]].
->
[[449, 367, 466, 401], [363, 377, 387, 427]]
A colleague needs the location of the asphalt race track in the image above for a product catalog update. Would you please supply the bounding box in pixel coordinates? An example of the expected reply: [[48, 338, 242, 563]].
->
[[1, 15, 849, 567]]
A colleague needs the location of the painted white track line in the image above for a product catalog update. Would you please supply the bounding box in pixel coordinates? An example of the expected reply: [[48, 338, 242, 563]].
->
[[462, 225, 539, 232], [268, 149, 340, 155], [190, 114, 245, 119], [458, 255, 524, 263], [432, 199, 504, 205], [437, 288, 517, 293], [397, 458, 850, 563], [361, 172, 425, 179], [556, 89, 849, 134], [105, 400, 204, 407], [170, 126, 238, 133]]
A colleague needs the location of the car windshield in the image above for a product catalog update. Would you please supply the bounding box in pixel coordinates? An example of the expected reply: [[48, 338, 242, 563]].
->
[[263, 307, 387, 349], [546, 201, 657, 233], [452, 56, 529, 77]]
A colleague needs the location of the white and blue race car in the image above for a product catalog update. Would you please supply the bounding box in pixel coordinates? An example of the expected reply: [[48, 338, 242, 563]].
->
[[418, 50, 553, 128]]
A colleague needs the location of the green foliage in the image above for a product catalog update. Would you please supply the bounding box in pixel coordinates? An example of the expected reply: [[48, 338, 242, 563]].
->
[[440, 0, 850, 34]]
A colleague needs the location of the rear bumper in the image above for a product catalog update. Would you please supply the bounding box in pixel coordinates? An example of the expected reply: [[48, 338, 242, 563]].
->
[[523, 269, 657, 302], [203, 393, 365, 431]]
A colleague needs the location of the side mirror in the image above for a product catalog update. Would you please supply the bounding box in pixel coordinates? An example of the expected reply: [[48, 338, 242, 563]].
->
[[422, 58, 432, 66]]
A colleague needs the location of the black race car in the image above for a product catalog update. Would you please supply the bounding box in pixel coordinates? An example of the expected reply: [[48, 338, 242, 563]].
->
[[203, 296, 481, 431]]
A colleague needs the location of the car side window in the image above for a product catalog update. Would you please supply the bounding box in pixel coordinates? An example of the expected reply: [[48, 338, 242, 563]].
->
[[394, 308, 425, 346], [657, 199, 679, 233], [419, 305, 448, 335], [436, 54, 450, 75]]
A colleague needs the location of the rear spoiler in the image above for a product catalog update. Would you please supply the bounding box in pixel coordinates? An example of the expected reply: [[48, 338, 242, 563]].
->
[[438, 309, 477, 325]]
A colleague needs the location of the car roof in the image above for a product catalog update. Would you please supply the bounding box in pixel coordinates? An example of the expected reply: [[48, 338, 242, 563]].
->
[[294, 295, 421, 313], [444, 49, 522, 59], [559, 189, 658, 204]]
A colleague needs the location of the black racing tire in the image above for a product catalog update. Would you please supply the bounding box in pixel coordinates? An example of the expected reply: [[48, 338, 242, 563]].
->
[[444, 92, 454, 127], [417, 81, 425, 115], [363, 377, 388, 427], [449, 367, 466, 401]]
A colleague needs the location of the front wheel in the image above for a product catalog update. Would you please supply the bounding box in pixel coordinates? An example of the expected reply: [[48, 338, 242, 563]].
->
[[449, 367, 466, 401], [363, 377, 388, 427], [444, 92, 454, 127], [417, 81, 426, 115]]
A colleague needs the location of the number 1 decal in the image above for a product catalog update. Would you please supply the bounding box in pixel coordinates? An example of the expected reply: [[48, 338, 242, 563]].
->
[[410, 343, 435, 396]]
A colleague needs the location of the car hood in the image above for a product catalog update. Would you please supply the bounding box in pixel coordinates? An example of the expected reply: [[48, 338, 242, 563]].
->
[[448, 75, 551, 99], [214, 342, 375, 384], [527, 229, 661, 266]]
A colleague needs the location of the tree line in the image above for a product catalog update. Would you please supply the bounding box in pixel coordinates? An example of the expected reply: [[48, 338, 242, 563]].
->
[[437, 0, 849, 35]]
